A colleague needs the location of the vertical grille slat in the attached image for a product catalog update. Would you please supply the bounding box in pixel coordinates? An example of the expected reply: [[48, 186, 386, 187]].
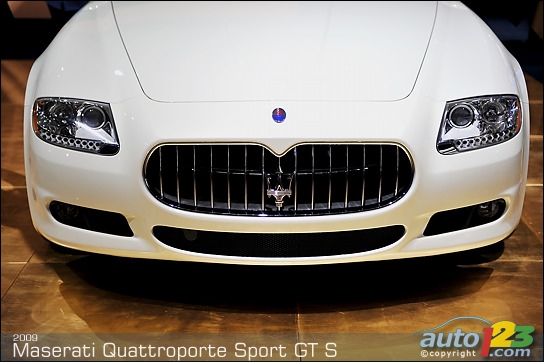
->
[[227, 145, 231, 210], [328, 145, 332, 210], [192, 146, 197, 207], [144, 143, 412, 216], [311, 145, 315, 211], [261, 147, 265, 211], [294, 146, 298, 211], [244, 145, 248, 211], [344, 145, 349, 209], [158, 147, 164, 199], [395, 146, 400, 198], [362, 145, 366, 207], [210, 146, 214, 209], [378, 145, 383, 205], [176, 146, 180, 205]]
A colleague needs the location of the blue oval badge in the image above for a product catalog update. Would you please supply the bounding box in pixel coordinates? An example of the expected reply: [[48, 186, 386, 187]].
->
[[272, 108, 286, 123]]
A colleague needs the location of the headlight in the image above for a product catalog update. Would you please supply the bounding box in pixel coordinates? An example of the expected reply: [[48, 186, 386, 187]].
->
[[32, 98, 119, 155], [436, 95, 521, 154]]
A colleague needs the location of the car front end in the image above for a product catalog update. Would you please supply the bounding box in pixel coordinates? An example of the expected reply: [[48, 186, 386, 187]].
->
[[24, 1, 530, 265]]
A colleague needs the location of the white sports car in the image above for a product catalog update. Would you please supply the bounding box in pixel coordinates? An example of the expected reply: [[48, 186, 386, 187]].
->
[[24, 1, 530, 265]]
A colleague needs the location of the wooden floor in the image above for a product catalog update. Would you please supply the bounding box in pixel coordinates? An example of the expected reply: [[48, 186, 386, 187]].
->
[[1, 60, 542, 360]]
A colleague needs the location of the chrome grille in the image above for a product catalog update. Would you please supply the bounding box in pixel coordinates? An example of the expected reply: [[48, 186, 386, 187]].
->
[[144, 144, 413, 216]]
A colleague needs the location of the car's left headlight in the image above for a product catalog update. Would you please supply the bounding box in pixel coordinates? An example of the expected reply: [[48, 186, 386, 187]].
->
[[32, 98, 119, 155], [437, 95, 521, 154]]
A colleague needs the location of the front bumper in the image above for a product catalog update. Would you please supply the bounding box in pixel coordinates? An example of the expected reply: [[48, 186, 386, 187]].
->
[[23, 97, 530, 265]]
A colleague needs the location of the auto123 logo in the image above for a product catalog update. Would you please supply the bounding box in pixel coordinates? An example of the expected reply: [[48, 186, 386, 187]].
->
[[413, 316, 535, 359]]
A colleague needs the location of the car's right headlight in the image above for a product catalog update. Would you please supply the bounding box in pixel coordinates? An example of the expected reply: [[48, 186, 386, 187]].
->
[[436, 95, 521, 155], [32, 98, 119, 155]]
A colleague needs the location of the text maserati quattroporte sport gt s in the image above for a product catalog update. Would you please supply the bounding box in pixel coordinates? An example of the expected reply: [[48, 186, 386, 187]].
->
[[24, 1, 530, 265]]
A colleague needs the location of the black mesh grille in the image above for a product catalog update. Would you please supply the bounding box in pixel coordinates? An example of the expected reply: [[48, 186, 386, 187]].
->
[[153, 225, 406, 258], [144, 144, 413, 216]]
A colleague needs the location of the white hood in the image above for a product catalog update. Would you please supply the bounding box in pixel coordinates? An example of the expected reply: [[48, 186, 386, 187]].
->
[[112, 1, 437, 102]]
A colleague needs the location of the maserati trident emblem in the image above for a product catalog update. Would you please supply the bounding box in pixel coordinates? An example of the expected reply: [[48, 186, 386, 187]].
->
[[272, 108, 286, 123], [266, 165, 295, 210]]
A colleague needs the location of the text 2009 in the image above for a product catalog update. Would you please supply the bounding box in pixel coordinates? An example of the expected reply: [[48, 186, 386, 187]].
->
[[13, 334, 38, 342]]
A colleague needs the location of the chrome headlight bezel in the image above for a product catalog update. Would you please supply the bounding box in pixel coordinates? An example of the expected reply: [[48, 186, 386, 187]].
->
[[436, 95, 521, 155], [32, 98, 120, 155]]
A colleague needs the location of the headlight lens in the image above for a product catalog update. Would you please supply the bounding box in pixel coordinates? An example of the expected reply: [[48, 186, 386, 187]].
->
[[436, 95, 521, 154], [32, 98, 119, 155]]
